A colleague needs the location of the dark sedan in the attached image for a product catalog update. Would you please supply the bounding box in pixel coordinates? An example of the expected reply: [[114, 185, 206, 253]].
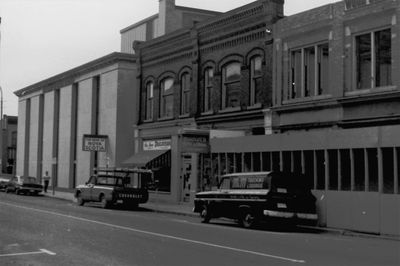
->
[[0, 176, 11, 191], [5, 176, 43, 195]]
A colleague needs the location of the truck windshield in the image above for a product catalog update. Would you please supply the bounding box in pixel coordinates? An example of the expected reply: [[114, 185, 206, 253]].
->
[[96, 176, 123, 186]]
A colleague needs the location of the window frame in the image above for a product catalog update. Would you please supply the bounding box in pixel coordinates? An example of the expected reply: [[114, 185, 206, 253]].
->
[[222, 62, 242, 109], [289, 42, 329, 100], [354, 27, 392, 91], [159, 77, 174, 118], [145, 81, 154, 120], [204, 67, 214, 112], [180, 72, 191, 115], [250, 56, 262, 106]]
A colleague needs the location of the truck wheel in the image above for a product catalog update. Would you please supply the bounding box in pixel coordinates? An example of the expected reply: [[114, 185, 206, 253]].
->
[[239, 209, 256, 229], [200, 205, 211, 223], [99, 195, 109, 209], [76, 192, 85, 206]]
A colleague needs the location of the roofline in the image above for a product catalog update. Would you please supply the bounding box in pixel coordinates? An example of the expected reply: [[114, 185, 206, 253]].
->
[[175, 5, 221, 15], [14, 52, 137, 97], [120, 14, 158, 34]]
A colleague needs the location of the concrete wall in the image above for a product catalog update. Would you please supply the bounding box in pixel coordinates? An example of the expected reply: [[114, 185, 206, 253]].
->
[[57, 85, 73, 188], [28, 96, 40, 178], [97, 70, 118, 168], [75, 78, 93, 185], [42, 91, 55, 185], [16, 100, 28, 176]]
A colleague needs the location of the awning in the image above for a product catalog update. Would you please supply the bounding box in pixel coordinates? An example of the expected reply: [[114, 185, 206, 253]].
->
[[122, 150, 170, 167]]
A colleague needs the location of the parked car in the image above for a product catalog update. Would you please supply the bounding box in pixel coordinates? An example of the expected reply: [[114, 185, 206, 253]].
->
[[193, 171, 318, 228], [0, 176, 11, 191], [75, 168, 153, 209], [5, 176, 43, 195]]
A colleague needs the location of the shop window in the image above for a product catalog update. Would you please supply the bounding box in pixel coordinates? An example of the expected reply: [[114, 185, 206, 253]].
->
[[382, 147, 394, 194], [204, 68, 213, 112], [328, 150, 338, 190], [250, 56, 262, 106], [272, 152, 280, 172], [220, 153, 227, 176], [367, 148, 379, 192], [316, 150, 326, 190], [211, 153, 219, 187], [222, 62, 241, 109], [355, 28, 391, 90], [353, 149, 365, 191], [304, 150, 315, 189], [145, 82, 154, 120], [160, 78, 174, 118], [289, 43, 329, 99], [293, 151, 302, 173], [261, 152, 271, 171], [282, 151, 291, 172], [244, 153, 252, 172], [235, 153, 242, 173], [340, 149, 351, 191], [253, 152, 261, 172], [180, 73, 190, 115], [227, 153, 235, 174], [200, 153, 212, 191]]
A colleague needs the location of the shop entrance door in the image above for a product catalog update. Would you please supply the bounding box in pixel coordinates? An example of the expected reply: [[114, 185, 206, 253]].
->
[[182, 154, 193, 202]]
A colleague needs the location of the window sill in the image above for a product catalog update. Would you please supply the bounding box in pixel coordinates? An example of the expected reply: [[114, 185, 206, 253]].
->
[[178, 113, 190, 119], [218, 106, 241, 114], [246, 103, 262, 110], [201, 110, 214, 116], [345, 86, 397, 97], [157, 116, 174, 122], [282, 94, 332, 105], [143, 118, 153, 123]]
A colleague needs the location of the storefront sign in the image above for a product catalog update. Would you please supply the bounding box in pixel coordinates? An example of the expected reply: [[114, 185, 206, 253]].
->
[[143, 139, 171, 151], [182, 135, 209, 153], [82, 135, 108, 152]]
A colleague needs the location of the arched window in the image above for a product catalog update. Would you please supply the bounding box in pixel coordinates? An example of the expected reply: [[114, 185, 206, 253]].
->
[[250, 56, 262, 105], [160, 77, 174, 118], [222, 62, 241, 109], [204, 67, 214, 112], [180, 73, 190, 115], [145, 82, 154, 120]]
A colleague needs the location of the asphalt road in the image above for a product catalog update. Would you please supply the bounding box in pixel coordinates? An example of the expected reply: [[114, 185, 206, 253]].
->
[[0, 192, 399, 266]]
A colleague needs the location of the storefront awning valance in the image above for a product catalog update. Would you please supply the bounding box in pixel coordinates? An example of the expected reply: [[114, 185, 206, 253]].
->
[[122, 150, 170, 167]]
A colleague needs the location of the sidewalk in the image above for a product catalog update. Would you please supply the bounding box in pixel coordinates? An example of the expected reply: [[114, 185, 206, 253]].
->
[[43, 190, 399, 241]]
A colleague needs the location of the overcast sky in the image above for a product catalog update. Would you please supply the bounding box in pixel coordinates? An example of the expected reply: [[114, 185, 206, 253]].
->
[[0, 0, 338, 116]]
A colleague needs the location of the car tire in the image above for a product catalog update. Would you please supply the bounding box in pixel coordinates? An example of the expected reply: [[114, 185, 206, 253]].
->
[[99, 195, 109, 209], [200, 205, 211, 223], [76, 192, 85, 206], [15, 189, 20, 195], [239, 209, 256, 229]]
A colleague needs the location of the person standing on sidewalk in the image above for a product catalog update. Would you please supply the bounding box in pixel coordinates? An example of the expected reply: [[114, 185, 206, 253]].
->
[[43, 171, 50, 193]]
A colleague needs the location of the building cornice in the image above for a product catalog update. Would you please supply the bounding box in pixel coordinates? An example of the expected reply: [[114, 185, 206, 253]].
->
[[14, 52, 137, 97]]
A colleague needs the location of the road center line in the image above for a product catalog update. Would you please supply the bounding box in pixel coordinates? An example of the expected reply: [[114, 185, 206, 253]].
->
[[0, 202, 305, 263], [0, 249, 56, 257]]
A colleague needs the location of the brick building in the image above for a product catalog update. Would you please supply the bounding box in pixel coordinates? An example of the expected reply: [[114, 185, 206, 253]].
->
[[211, 0, 400, 236], [130, 0, 283, 202]]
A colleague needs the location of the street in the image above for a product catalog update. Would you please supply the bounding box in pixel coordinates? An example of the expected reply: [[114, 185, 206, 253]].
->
[[0, 193, 399, 266]]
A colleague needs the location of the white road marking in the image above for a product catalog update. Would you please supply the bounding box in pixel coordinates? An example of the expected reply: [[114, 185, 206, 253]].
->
[[0, 249, 56, 257], [0, 202, 305, 263]]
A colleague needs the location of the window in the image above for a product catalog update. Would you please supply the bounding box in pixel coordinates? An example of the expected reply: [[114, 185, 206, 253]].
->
[[355, 28, 391, 90], [204, 68, 213, 112], [160, 78, 174, 118], [290, 43, 329, 99], [222, 62, 241, 109], [145, 82, 154, 120], [180, 73, 190, 115], [250, 56, 262, 105]]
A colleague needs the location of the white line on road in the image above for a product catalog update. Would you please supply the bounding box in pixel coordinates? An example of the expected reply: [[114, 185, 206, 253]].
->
[[0, 249, 56, 257], [0, 202, 305, 263]]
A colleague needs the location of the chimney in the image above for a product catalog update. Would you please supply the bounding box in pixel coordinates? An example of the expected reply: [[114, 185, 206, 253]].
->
[[158, 0, 177, 35]]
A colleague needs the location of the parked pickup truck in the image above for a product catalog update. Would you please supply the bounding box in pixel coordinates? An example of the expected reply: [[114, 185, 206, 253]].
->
[[193, 171, 318, 228], [75, 168, 153, 209]]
